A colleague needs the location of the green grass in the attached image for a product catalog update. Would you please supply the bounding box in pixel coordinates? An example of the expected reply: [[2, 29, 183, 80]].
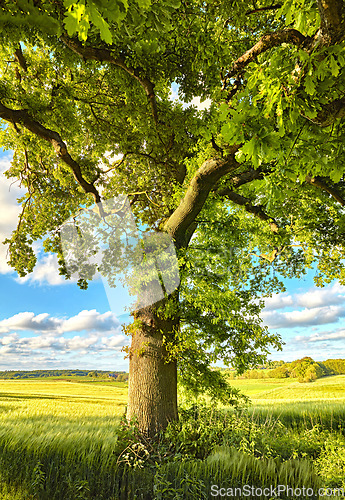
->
[[227, 374, 345, 400], [0, 379, 129, 499], [0, 375, 344, 498], [226, 375, 345, 432]]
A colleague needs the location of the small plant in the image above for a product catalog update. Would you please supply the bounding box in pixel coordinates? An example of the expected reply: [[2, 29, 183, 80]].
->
[[31, 462, 45, 493], [117, 441, 150, 469], [315, 437, 345, 488]]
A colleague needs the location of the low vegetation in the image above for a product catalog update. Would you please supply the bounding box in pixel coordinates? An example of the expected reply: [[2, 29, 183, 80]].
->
[[0, 372, 344, 498], [227, 357, 345, 383], [0, 370, 129, 381]]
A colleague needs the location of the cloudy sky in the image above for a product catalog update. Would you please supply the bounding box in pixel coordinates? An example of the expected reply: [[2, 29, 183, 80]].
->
[[0, 140, 345, 371]]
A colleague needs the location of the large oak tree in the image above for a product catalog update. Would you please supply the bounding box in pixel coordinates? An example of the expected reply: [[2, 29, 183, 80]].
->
[[0, 0, 344, 436]]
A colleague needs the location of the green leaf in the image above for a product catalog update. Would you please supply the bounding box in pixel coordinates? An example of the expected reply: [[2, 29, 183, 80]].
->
[[218, 102, 229, 122], [137, 0, 151, 9], [241, 137, 256, 157], [165, 0, 181, 7], [64, 12, 78, 36], [329, 55, 339, 77], [304, 75, 316, 95], [87, 4, 113, 43], [330, 169, 344, 183], [63, 0, 76, 8]]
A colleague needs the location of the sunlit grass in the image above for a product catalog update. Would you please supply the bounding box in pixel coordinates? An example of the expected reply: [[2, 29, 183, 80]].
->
[[227, 374, 345, 402], [0, 375, 344, 498], [0, 379, 128, 455]]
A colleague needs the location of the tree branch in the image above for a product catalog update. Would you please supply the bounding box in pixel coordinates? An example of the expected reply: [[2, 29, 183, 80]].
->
[[223, 29, 306, 86], [317, 0, 345, 45], [14, 45, 28, 72], [305, 175, 345, 206], [228, 168, 264, 188], [217, 188, 279, 232], [0, 102, 105, 214], [61, 36, 159, 125], [246, 4, 282, 15], [163, 145, 240, 247]]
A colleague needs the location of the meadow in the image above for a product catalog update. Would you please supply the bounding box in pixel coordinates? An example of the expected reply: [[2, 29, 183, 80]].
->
[[0, 375, 344, 498]]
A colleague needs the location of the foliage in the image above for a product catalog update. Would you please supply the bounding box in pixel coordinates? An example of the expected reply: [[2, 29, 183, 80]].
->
[[0, 0, 345, 418], [315, 437, 345, 489], [322, 359, 345, 375], [232, 357, 345, 382], [0, 369, 128, 380]]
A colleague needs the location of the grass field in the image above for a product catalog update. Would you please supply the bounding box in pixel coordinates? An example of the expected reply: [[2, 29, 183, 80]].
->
[[0, 375, 344, 498], [228, 374, 345, 402], [0, 379, 129, 499]]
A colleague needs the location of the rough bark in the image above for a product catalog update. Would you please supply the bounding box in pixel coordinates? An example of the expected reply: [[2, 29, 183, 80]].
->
[[164, 146, 240, 247], [127, 296, 179, 437], [217, 187, 279, 232], [305, 175, 345, 205], [317, 0, 345, 45], [223, 29, 306, 84], [306, 97, 345, 127]]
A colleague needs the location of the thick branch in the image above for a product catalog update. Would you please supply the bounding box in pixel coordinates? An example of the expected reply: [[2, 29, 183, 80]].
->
[[224, 29, 306, 83], [228, 168, 264, 189], [61, 37, 159, 124], [246, 4, 282, 15], [14, 45, 28, 72], [218, 188, 279, 232], [317, 0, 345, 44], [0, 102, 104, 213], [305, 175, 345, 206], [164, 145, 240, 247]]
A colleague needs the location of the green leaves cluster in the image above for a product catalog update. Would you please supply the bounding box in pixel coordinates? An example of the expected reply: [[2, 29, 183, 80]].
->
[[1, 0, 345, 392]]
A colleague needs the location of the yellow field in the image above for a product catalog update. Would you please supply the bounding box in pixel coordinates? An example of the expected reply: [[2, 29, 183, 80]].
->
[[0, 379, 128, 460], [0, 379, 128, 418], [227, 374, 345, 403], [0, 376, 344, 498]]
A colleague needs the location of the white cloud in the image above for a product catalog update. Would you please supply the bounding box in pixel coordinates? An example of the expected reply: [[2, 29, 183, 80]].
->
[[262, 304, 345, 329], [0, 312, 61, 333], [0, 154, 25, 274], [0, 309, 128, 369], [264, 293, 294, 311], [62, 310, 119, 333], [296, 283, 345, 308], [16, 253, 71, 286], [295, 328, 345, 343], [189, 96, 212, 111], [0, 331, 128, 362], [0, 309, 120, 334], [262, 282, 345, 329]]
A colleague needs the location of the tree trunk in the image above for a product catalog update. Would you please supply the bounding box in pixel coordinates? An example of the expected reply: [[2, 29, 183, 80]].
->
[[126, 297, 179, 437]]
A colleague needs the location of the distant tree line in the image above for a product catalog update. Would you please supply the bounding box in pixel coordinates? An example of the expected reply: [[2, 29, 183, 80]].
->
[[0, 369, 129, 381], [227, 358, 345, 383]]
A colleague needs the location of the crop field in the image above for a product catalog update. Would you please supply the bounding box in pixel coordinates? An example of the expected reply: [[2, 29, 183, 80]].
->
[[0, 376, 344, 499], [228, 374, 345, 402], [0, 379, 127, 451], [0, 379, 128, 499]]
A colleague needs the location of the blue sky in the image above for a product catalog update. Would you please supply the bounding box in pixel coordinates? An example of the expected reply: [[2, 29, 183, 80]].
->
[[0, 146, 345, 372]]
